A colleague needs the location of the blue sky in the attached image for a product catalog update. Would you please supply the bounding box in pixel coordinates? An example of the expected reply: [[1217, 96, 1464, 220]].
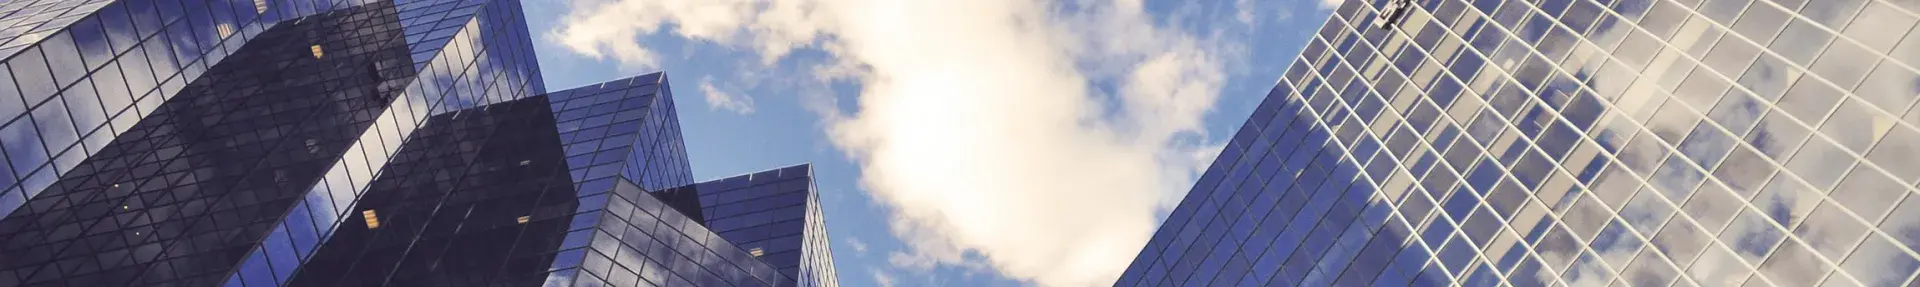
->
[[521, 0, 1335, 285]]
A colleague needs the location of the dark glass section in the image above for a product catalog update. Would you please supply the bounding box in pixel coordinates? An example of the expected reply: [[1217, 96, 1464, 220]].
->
[[0, 2, 415, 286], [0, 0, 834, 286], [0, 0, 391, 217], [545, 72, 692, 193], [684, 164, 837, 285], [652, 185, 706, 223], [221, 0, 547, 284], [285, 95, 574, 287]]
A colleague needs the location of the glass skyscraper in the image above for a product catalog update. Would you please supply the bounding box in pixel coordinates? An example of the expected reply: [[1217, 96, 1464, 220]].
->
[[0, 0, 837, 286], [1120, 0, 1920, 286], [663, 164, 840, 287]]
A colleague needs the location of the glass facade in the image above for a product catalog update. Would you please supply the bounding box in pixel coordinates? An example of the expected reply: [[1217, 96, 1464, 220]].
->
[[0, 0, 836, 286], [0, 0, 449, 219], [1119, 0, 1920, 286], [535, 74, 803, 287], [284, 94, 578, 286], [670, 164, 839, 286]]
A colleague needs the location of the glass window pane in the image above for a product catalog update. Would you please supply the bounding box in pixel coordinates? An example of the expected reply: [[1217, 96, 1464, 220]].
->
[[1730, 2, 1789, 43], [10, 47, 57, 104], [1840, 2, 1917, 53], [0, 64, 24, 124], [1809, 40, 1877, 88], [29, 95, 77, 156], [1852, 60, 1920, 111], [0, 118, 46, 174], [1776, 80, 1842, 124], [36, 31, 84, 88], [1792, 201, 1869, 260], [1756, 239, 1831, 286], [1818, 98, 1894, 153], [1840, 234, 1920, 287], [1831, 166, 1906, 219], [1769, 19, 1835, 66]]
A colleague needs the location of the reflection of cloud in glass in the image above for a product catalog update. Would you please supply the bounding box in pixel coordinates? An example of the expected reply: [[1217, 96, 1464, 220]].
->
[[1444, 0, 1920, 284]]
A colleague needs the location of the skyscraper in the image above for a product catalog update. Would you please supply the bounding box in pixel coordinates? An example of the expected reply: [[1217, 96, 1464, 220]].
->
[[663, 164, 840, 286], [1119, 0, 1920, 286], [0, 0, 836, 286]]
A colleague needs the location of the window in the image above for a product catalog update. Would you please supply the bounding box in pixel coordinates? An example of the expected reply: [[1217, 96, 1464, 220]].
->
[[254, 0, 268, 14], [749, 247, 764, 257], [363, 209, 380, 229], [516, 215, 530, 224], [216, 24, 234, 39], [311, 45, 324, 58]]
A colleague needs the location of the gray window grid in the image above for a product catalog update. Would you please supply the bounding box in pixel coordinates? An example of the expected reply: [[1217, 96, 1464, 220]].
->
[[1118, 0, 1920, 285], [1295, 0, 1920, 284]]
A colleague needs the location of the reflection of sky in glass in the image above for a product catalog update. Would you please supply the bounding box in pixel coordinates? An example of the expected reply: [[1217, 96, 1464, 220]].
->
[[0, 0, 635, 285], [1121, 0, 1920, 285], [528, 74, 800, 286], [685, 164, 837, 282], [220, 0, 545, 285], [0, 0, 407, 226], [0, 0, 117, 57]]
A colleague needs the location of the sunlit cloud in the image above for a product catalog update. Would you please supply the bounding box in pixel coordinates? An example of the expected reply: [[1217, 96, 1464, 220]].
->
[[872, 268, 897, 287], [846, 237, 869, 254], [1320, 0, 1344, 9], [698, 77, 757, 114]]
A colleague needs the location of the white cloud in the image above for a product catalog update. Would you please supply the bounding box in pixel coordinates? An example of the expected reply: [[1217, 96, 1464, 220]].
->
[[698, 78, 757, 114], [555, 0, 1247, 285], [546, 0, 827, 69], [846, 237, 869, 254], [872, 269, 897, 287], [1320, 0, 1344, 9], [1234, 0, 1258, 26]]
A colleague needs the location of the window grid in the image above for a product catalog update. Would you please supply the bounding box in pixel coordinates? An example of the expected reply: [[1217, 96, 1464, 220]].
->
[[1119, 0, 1920, 285]]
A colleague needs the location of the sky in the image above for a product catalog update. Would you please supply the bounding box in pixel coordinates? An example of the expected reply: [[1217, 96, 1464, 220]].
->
[[519, 0, 1338, 285]]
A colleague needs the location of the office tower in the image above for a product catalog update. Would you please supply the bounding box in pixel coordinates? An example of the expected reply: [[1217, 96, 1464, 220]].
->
[[664, 164, 840, 286], [1119, 0, 1920, 286], [0, 0, 837, 286], [0, 0, 543, 285], [283, 75, 796, 287], [283, 93, 579, 286], [523, 74, 814, 287]]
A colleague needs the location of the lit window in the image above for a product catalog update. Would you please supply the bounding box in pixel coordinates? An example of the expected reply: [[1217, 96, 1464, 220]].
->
[[215, 23, 234, 39], [253, 0, 268, 14], [516, 216, 530, 224], [310, 45, 324, 58], [362, 209, 381, 229], [748, 247, 764, 257], [519, 160, 531, 166]]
